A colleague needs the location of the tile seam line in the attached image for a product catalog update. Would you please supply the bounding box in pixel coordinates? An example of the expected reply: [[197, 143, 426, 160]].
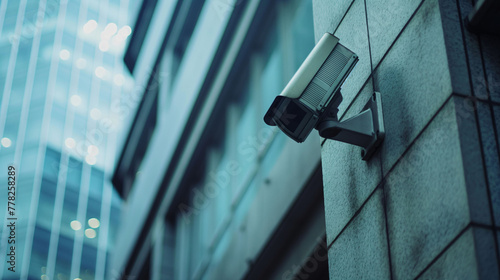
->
[[364, 0, 393, 278], [413, 223, 472, 279], [470, 222, 500, 231], [381, 93, 452, 179], [363, 0, 374, 89], [332, 0, 355, 36], [321, 0, 426, 147], [453, 92, 500, 106], [325, 79, 454, 258], [326, 181, 383, 250]]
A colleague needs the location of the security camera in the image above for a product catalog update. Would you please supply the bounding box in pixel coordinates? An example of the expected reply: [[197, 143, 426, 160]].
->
[[263, 33, 384, 160]]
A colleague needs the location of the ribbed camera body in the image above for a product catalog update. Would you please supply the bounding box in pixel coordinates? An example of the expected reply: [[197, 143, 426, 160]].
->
[[264, 33, 358, 143]]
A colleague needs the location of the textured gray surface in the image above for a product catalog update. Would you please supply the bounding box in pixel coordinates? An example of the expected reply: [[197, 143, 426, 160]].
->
[[373, 0, 452, 174], [471, 227, 500, 279], [331, 0, 371, 117], [315, 0, 500, 279], [327, 189, 390, 280], [365, 0, 421, 68], [384, 98, 471, 280], [453, 97, 491, 225], [312, 0, 353, 43], [476, 102, 500, 225], [321, 80, 382, 245], [419, 229, 479, 280]]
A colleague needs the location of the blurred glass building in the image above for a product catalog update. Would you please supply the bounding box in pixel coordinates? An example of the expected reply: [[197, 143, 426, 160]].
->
[[111, 0, 329, 279], [0, 0, 138, 279]]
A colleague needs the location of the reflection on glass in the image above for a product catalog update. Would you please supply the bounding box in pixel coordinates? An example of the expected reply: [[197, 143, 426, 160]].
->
[[85, 228, 97, 239], [0, 0, 133, 278], [59, 49, 71, 60], [71, 220, 82, 231], [83, 20, 98, 33], [70, 95, 82, 107], [95, 66, 107, 79], [99, 40, 110, 52], [88, 218, 100, 228], [65, 137, 76, 149], [102, 23, 118, 39], [85, 155, 97, 165], [90, 108, 102, 120], [87, 145, 99, 156], [1, 137, 12, 147], [75, 58, 87, 69]]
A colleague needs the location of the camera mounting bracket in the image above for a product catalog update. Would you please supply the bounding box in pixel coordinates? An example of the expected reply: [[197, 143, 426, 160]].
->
[[316, 91, 385, 160]]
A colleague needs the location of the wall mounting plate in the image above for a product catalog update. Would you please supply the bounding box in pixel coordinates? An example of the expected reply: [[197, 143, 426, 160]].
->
[[361, 92, 385, 160]]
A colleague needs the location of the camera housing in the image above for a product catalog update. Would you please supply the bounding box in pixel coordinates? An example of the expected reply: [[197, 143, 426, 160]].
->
[[264, 33, 384, 160]]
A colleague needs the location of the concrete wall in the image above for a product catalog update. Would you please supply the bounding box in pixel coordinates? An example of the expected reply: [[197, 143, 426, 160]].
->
[[314, 0, 500, 278]]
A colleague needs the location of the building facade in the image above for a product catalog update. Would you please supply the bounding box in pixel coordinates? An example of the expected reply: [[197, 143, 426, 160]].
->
[[112, 0, 329, 279], [112, 0, 500, 279], [0, 0, 137, 279]]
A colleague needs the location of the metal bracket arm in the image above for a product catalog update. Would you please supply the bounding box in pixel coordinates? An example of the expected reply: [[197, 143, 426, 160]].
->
[[316, 92, 385, 160]]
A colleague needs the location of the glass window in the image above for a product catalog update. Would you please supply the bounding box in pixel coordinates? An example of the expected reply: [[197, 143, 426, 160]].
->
[[63, 4, 80, 34], [80, 243, 98, 278], [214, 155, 231, 228], [72, 114, 88, 151], [66, 156, 83, 188], [86, 196, 102, 231], [172, 1, 316, 278], [291, 0, 315, 71], [27, 226, 51, 279], [89, 167, 104, 197], [259, 30, 283, 117], [60, 186, 79, 238], [43, 147, 61, 181], [20, 146, 38, 176], [25, 106, 44, 147], [47, 103, 65, 148], [61, 32, 76, 54], [36, 178, 57, 229], [54, 233, 74, 278], [107, 205, 121, 250], [3, 111, 20, 146], [235, 96, 256, 192]]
